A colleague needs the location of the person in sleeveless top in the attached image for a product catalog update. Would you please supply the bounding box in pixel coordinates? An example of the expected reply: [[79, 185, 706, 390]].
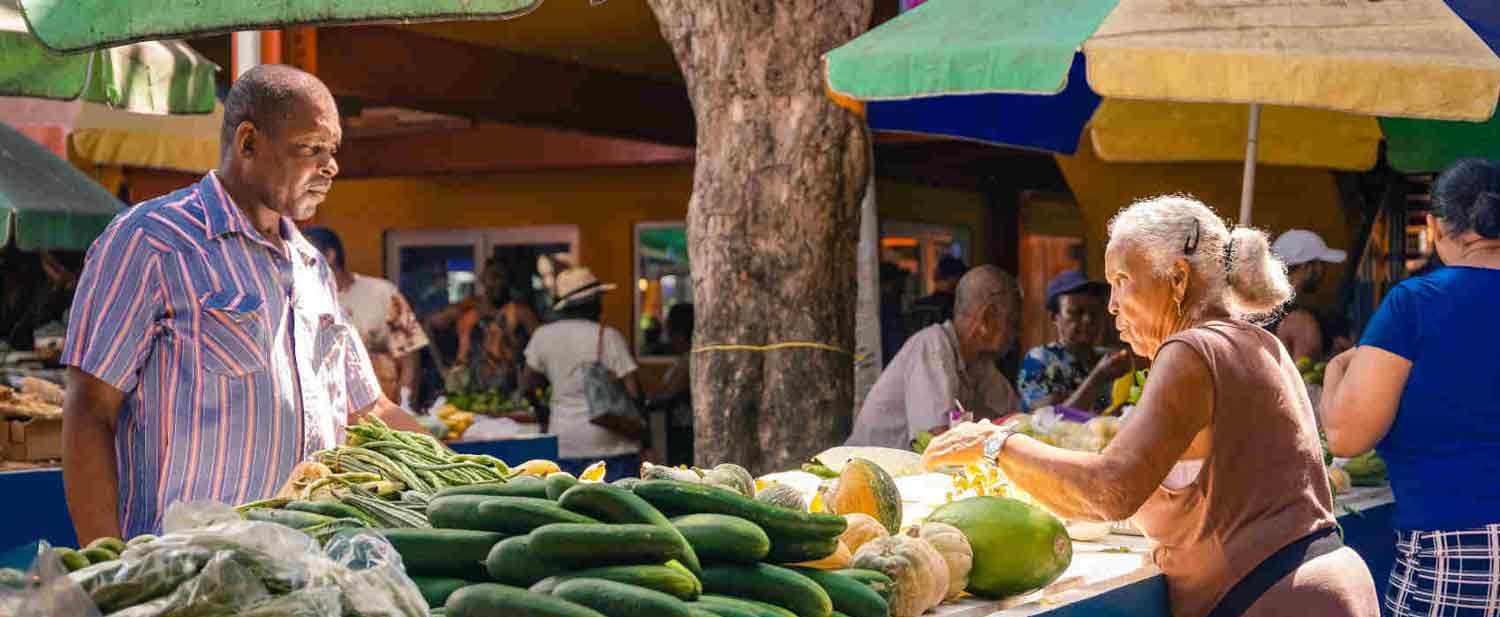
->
[[1321, 159, 1500, 617], [923, 196, 1377, 617]]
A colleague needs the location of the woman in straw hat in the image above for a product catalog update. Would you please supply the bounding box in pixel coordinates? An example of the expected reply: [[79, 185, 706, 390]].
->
[[522, 267, 645, 479]]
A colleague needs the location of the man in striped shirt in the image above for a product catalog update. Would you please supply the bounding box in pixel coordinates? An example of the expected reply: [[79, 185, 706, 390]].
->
[[61, 65, 423, 542]]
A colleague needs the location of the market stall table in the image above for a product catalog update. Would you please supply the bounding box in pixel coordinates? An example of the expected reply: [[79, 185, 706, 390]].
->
[[0, 434, 558, 551], [930, 485, 1395, 617]]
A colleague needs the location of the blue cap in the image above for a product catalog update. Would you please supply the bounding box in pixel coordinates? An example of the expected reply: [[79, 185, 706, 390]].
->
[[1045, 271, 1108, 308]]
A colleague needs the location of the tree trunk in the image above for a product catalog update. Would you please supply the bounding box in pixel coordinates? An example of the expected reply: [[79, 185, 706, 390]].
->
[[648, 0, 873, 474]]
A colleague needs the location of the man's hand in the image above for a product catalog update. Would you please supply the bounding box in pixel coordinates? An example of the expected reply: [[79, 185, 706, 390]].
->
[[1090, 350, 1136, 383], [360, 397, 428, 434]]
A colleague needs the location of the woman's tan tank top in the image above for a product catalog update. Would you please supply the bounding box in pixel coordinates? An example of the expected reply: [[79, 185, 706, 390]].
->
[[1132, 320, 1337, 617]]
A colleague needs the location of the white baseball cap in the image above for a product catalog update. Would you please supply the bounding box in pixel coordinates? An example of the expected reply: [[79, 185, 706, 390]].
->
[[1271, 230, 1347, 266]]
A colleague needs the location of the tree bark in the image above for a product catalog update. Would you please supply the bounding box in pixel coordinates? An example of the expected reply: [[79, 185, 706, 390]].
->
[[648, 0, 873, 474]]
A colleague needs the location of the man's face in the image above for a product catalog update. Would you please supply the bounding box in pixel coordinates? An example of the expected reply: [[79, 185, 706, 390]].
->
[[973, 297, 1019, 355], [1054, 292, 1106, 348], [238, 93, 341, 221]]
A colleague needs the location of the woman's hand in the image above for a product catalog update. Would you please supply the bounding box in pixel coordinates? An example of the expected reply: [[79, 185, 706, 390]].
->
[[920, 419, 1004, 471]]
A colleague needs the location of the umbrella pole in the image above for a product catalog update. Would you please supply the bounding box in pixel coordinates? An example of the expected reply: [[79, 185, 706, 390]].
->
[[1238, 103, 1262, 226]]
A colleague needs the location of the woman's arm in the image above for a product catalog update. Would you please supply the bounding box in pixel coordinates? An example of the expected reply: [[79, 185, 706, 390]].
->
[[1319, 346, 1410, 457], [995, 342, 1212, 522]]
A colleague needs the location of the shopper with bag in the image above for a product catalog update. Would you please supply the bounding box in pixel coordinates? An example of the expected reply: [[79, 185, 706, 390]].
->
[[522, 268, 645, 478]]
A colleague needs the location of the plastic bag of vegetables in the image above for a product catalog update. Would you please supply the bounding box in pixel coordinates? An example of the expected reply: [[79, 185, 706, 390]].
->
[[0, 541, 103, 617], [60, 501, 429, 617]]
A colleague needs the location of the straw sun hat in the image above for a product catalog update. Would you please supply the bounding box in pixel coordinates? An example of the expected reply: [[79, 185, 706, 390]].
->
[[552, 267, 617, 310]]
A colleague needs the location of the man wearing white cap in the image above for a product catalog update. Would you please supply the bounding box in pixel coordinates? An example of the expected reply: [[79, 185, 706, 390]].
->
[[1270, 230, 1348, 361], [522, 267, 644, 479]]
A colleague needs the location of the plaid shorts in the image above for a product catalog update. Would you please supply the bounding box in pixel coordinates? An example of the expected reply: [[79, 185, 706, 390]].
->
[[1387, 524, 1500, 616]]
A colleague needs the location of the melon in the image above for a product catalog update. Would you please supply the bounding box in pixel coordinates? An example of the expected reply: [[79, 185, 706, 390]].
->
[[756, 483, 808, 511], [926, 496, 1072, 598], [830, 458, 903, 534]]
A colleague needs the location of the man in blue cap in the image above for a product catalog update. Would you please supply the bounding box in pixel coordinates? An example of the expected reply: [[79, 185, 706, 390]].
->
[[1016, 270, 1135, 412]]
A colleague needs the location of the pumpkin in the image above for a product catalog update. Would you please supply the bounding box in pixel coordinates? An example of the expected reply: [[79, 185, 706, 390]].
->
[[641, 462, 702, 483], [830, 458, 903, 534], [908, 523, 973, 601], [794, 539, 852, 570], [851, 535, 949, 617], [757, 483, 809, 511], [700, 463, 757, 497], [840, 513, 888, 554]]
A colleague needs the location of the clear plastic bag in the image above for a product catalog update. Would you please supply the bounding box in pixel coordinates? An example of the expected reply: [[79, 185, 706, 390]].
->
[[35, 501, 429, 617], [0, 541, 103, 617]]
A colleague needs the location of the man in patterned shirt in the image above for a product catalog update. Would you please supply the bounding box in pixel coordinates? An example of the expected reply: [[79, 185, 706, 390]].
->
[[61, 65, 424, 543]]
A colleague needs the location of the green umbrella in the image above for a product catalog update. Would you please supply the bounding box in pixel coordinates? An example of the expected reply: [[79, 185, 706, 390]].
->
[[1381, 113, 1500, 173], [1, 1, 217, 114], [0, 122, 125, 251], [18, 0, 538, 53]]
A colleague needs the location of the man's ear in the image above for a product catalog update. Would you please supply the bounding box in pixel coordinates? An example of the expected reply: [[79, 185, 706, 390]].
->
[[234, 121, 257, 158]]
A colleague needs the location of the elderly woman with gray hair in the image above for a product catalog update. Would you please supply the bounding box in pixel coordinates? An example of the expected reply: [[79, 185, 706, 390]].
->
[[924, 196, 1377, 617]]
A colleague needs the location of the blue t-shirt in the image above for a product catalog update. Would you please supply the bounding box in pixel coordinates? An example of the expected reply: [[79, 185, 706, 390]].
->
[[1359, 266, 1500, 530]]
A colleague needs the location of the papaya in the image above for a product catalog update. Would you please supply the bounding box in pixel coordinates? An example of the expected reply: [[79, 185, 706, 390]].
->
[[926, 496, 1071, 598]]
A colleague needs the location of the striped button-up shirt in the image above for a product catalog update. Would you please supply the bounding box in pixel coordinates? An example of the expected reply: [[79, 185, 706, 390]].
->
[[64, 172, 379, 536]]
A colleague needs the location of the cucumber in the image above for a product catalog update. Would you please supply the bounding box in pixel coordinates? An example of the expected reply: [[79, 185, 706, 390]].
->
[[85, 537, 127, 555], [765, 537, 839, 564], [428, 495, 494, 529], [697, 595, 799, 617], [691, 600, 761, 617], [241, 507, 337, 529], [829, 570, 893, 603], [445, 583, 606, 617], [286, 500, 376, 524], [80, 547, 118, 564], [436, 476, 549, 499], [528, 523, 685, 568], [412, 576, 470, 609], [690, 607, 728, 617], [558, 483, 703, 573], [528, 564, 701, 600], [52, 547, 89, 572], [698, 564, 832, 617], [486, 536, 570, 587], [125, 534, 158, 548], [373, 528, 504, 580], [545, 472, 580, 500], [671, 514, 770, 564], [635, 481, 846, 542], [791, 568, 889, 617], [553, 578, 694, 617], [665, 560, 704, 595], [475, 497, 599, 534]]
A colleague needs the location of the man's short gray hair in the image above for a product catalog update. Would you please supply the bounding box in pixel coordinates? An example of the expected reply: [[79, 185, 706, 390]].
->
[[954, 265, 1021, 319]]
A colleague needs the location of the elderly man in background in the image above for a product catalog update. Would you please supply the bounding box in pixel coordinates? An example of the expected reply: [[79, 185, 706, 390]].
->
[[62, 65, 423, 543], [847, 265, 1022, 449]]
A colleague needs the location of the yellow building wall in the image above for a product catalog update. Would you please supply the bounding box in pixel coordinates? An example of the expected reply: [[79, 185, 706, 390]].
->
[[313, 166, 992, 337], [875, 179, 992, 263], [1055, 133, 1352, 310]]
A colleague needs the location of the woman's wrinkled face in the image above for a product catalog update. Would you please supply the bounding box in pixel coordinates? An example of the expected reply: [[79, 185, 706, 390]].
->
[[1105, 240, 1179, 358]]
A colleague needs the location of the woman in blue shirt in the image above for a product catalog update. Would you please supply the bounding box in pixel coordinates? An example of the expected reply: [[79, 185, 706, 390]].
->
[[1322, 158, 1500, 617]]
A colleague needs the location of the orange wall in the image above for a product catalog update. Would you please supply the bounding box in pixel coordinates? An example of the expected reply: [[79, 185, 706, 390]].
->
[[312, 164, 696, 337], [1055, 133, 1353, 311]]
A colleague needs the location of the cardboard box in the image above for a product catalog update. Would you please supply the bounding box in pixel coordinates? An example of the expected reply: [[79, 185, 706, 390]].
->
[[5, 417, 62, 462]]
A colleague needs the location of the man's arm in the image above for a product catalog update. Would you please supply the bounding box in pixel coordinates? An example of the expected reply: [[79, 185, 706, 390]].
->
[[63, 368, 125, 544], [1277, 309, 1324, 361]]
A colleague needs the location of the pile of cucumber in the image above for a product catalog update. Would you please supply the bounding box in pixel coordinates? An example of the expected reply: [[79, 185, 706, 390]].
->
[[50, 535, 154, 572], [366, 476, 896, 617]]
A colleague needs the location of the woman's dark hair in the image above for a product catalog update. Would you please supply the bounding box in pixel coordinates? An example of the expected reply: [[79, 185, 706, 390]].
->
[[1432, 158, 1500, 239], [557, 296, 604, 322]]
